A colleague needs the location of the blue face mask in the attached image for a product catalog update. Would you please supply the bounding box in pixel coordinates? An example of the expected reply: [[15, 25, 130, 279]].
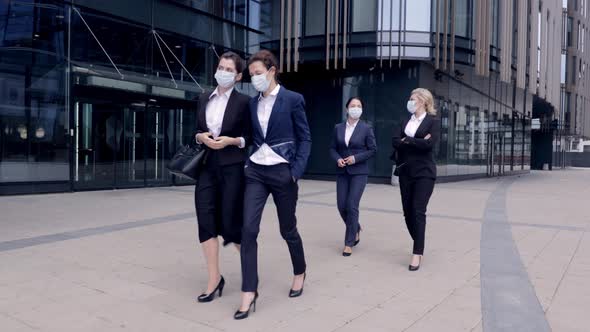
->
[[348, 107, 362, 119], [407, 100, 417, 114], [214, 70, 236, 88], [251, 72, 271, 92]]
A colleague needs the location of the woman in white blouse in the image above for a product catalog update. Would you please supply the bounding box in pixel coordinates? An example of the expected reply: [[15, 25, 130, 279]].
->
[[391, 88, 440, 271]]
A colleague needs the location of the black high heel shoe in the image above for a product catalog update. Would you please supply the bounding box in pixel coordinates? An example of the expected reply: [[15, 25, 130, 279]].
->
[[342, 246, 352, 257], [197, 276, 225, 303], [289, 273, 306, 298], [408, 256, 422, 271], [353, 231, 361, 247], [234, 292, 259, 320]]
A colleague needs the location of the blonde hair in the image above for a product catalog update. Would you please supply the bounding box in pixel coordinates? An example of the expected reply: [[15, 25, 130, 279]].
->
[[411, 88, 437, 115]]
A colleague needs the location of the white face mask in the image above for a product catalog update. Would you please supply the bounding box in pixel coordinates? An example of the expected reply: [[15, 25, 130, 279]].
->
[[214, 70, 236, 88], [407, 100, 417, 114], [251, 72, 271, 92], [348, 107, 362, 119]]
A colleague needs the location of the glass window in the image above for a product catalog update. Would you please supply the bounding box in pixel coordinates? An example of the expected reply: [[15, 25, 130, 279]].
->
[[166, 0, 210, 13], [70, 10, 152, 76], [0, 1, 69, 183], [491, 0, 500, 48], [352, 0, 377, 31], [405, 0, 431, 32], [74, 0, 152, 26], [567, 16, 573, 47], [257, 0, 280, 40], [380, 0, 401, 31], [572, 56, 577, 84], [562, 54, 567, 84], [455, 0, 472, 38], [578, 21, 582, 50], [224, 0, 248, 25], [304, 0, 325, 36]]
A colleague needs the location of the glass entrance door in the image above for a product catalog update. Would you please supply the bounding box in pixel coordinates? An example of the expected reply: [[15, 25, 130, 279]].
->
[[72, 88, 189, 190], [74, 100, 120, 189], [144, 104, 174, 186], [116, 104, 146, 188], [73, 99, 177, 189]]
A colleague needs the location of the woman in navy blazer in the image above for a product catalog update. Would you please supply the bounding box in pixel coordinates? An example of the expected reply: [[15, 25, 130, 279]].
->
[[235, 50, 312, 320], [329, 97, 377, 257]]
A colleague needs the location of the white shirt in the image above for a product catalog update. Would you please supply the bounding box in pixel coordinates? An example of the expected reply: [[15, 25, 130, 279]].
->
[[249, 84, 289, 165], [199, 87, 244, 148], [345, 120, 358, 147], [404, 112, 426, 138], [206, 87, 232, 138]]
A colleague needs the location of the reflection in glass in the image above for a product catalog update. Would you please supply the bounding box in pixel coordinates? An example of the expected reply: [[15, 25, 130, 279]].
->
[[352, 0, 377, 31], [0, 2, 68, 183], [405, 0, 431, 32]]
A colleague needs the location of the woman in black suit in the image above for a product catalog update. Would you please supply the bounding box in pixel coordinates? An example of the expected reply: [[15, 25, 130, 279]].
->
[[193, 52, 251, 302], [329, 97, 377, 257], [392, 88, 439, 271]]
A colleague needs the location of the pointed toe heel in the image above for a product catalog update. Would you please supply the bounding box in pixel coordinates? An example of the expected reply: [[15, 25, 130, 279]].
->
[[234, 292, 258, 320], [289, 273, 306, 298], [197, 276, 225, 303]]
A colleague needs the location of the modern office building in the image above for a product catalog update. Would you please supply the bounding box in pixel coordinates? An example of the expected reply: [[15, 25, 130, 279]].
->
[[552, 0, 590, 167], [0, 0, 564, 195]]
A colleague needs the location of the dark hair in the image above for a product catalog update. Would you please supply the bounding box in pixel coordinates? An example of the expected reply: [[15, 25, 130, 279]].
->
[[345, 97, 363, 108], [219, 51, 244, 73], [248, 49, 279, 79]]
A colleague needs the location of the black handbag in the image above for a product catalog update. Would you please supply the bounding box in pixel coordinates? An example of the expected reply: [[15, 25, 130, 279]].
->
[[167, 143, 208, 180]]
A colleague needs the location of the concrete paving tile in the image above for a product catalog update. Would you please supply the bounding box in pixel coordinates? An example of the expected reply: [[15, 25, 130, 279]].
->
[[2, 171, 590, 331], [0, 312, 38, 331], [404, 278, 481, 332], [6, 300, 119, 332], [546, 236, 590, 332], [90, 300, 218, 332]]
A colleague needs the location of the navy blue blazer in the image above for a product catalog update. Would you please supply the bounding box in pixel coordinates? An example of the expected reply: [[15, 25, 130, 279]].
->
[[249, 86, 312, 180], [329, 120, 377, 175]]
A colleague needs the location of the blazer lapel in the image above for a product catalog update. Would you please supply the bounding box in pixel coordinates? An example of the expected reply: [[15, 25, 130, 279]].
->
[[348, 121, 363, 146], [414, 115, 431, 138], [198, 93, 208, 132], [251, 96, 264, 138], [265, 86, 284, 138]]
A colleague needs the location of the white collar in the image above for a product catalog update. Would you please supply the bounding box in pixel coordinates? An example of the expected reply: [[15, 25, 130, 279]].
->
[[411, 112, 427, 122], [258, 84, 281, 101], [346, 120, 359, 128], [210, 87, 233, 99]]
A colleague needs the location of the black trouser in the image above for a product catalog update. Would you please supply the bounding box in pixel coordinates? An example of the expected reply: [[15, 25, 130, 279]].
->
[[194, 152, 244, 245], [241, 162, 306, 292], [336, 173, 368, 247], [398, 175, 435, 255]]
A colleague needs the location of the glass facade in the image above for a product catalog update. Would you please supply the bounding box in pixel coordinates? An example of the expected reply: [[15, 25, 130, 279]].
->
[[0, 0, 262, 194], [0, 1, 69, 186], [1, 0, 538, 194], [280, 61, 532, 180]]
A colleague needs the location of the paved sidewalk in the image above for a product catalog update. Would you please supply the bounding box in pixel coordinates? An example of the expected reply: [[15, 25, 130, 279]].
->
[[0, 170, 589, 332]]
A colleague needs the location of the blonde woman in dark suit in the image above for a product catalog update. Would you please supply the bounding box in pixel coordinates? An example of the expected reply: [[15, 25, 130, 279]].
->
[[392, 88, 439, 271]]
